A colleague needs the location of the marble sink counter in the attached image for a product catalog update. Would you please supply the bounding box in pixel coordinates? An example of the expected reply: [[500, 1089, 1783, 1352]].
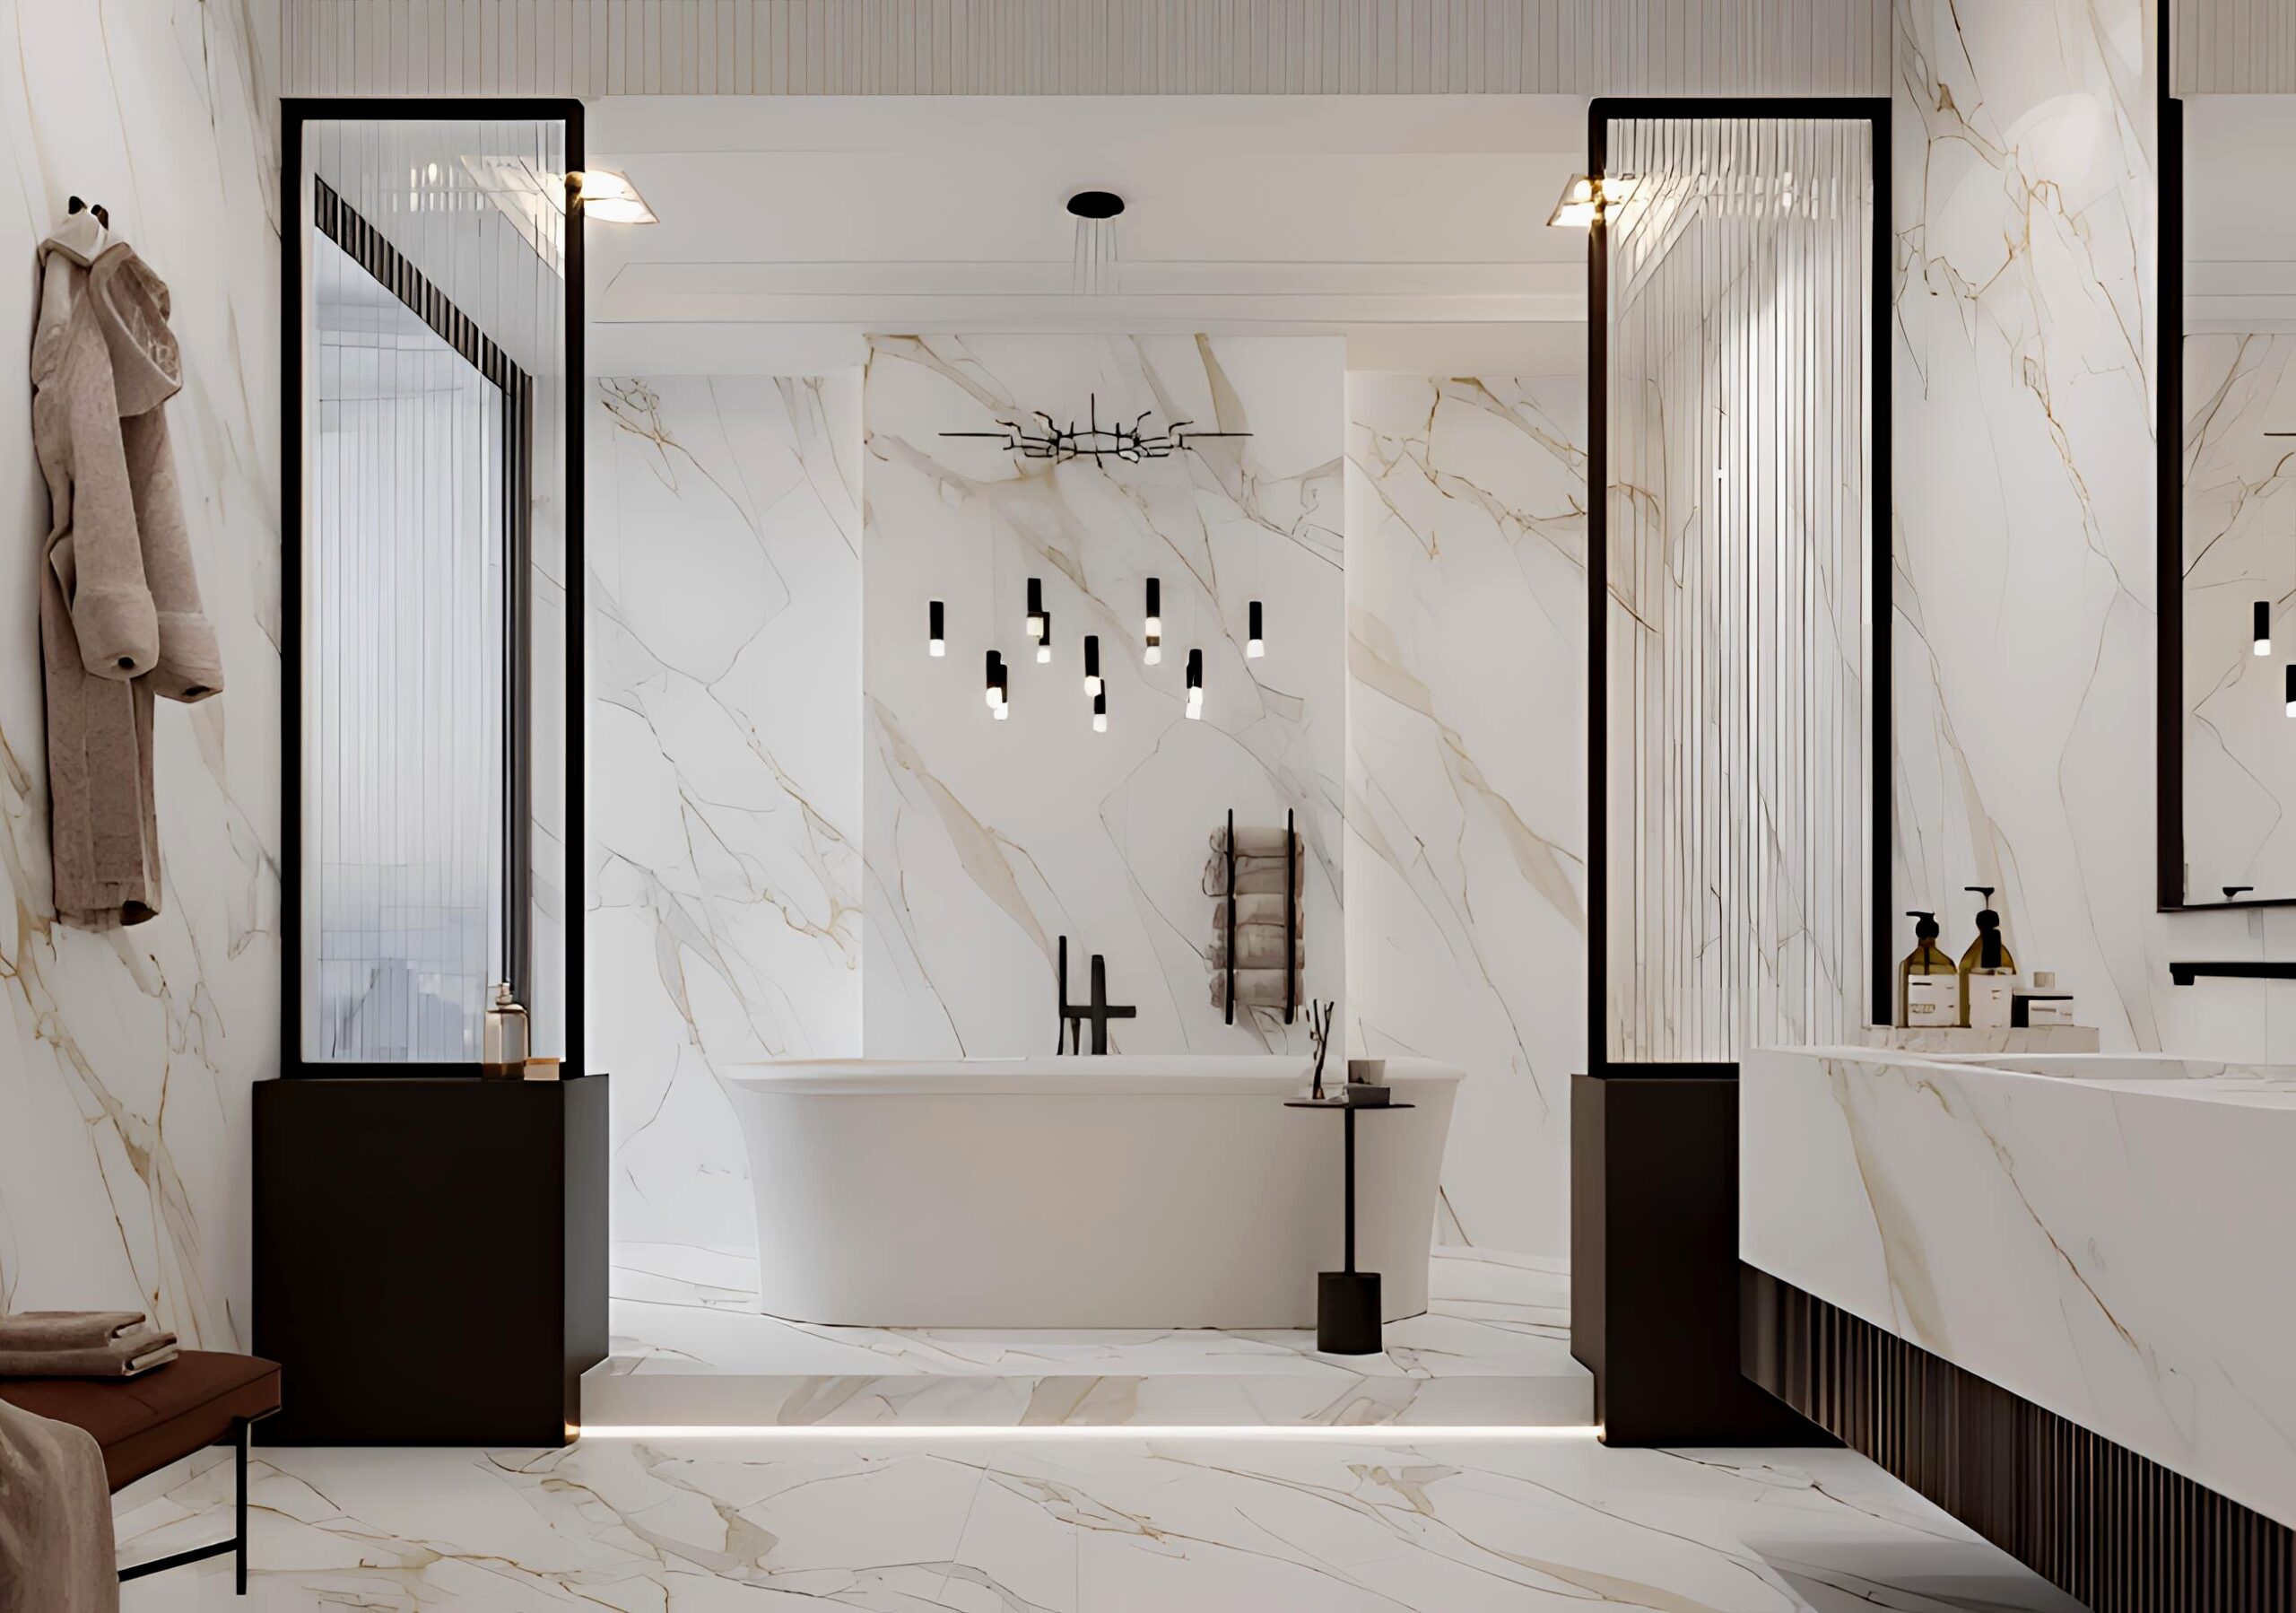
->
[[1741, 1045, 2296, 1530]]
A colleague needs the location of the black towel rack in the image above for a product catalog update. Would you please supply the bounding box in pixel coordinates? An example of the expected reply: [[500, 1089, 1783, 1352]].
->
[[1222, 806, 1298, 1025]]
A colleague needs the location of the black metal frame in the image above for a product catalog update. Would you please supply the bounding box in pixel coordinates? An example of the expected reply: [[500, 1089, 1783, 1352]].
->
[[116, 1412, 272, 1596], [941, 391, 1250, 463], [280, 98, 587, 1077], [1586, 96, 1896, 1067], [2152, 9, 2282, 910]]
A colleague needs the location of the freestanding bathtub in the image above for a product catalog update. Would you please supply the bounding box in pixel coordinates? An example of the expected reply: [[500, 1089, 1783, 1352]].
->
[[723, 1056, 1460, 1329]]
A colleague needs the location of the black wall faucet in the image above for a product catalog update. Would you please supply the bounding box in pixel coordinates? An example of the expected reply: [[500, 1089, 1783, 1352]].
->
[[1057, 936, 1136, 1054]]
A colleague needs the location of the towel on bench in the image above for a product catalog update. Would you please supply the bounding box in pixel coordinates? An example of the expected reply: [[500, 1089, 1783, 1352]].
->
[[0, 1395, 117, 1612], [0, 1312, 149, 1352]]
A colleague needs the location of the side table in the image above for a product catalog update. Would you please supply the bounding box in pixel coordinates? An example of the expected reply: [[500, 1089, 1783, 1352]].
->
[[1284, 1097, 1416, 1354]]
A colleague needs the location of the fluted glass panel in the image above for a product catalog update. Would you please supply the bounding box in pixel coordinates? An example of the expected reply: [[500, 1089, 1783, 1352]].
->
[[1604, 116, 1873, 1063], [299, 117, 568, 1063]]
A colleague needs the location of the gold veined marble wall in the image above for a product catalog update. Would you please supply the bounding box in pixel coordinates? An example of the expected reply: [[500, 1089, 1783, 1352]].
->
[[861, 335, 1346, 1059], [1345, 375, 1588, 1257], [0, 0, 280, 1345]]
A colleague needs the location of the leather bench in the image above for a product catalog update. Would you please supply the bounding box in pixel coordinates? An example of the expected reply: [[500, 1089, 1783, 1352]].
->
[[0, 1352, 280, 1595]]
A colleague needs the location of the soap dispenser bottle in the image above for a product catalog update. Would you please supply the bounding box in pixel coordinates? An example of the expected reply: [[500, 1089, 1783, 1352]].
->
[[1957, 886, 2017, 1029], [1898, 911, 1956, 1027]]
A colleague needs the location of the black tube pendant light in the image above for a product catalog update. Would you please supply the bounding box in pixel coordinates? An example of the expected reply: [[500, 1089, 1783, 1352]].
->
[[2285, 661, 2294, 719], [1247, 600, 1265, 658], [1036, 607, 1053, 663], [986, 650, 1008, 719], [1083, 634, 1101, 695], [1027, 578, 1046, 642], [1186, 647, 1205, 719], [928, 598, 945, 657], [2257, 600, 2274, 658], [1093, 689, 1109, 732], [1144, 578, 1162, 665]]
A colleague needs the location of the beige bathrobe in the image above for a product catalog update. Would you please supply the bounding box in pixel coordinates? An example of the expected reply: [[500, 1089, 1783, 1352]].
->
[[0, 1396, 117, 1612], [31, 217, 223, 929]]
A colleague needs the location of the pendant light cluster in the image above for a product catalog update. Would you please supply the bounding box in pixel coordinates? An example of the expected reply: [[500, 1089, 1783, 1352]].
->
[[929, 576, 1270, 731], [2260, 599, 2296, 720]]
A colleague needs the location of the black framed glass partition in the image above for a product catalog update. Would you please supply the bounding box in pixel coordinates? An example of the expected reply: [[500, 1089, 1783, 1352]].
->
[[282, 100, 585, 1076], [1587, 99, 1892, 1068]]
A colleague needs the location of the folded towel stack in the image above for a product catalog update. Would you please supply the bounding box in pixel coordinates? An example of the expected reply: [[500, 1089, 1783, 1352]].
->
[[1205, 824, 1307, 1011], [0, 1311, 179, 1379], [1209, 968, 1305, 1010]]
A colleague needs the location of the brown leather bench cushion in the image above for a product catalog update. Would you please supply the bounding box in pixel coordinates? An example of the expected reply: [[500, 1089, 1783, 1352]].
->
[[0, 1351, 280, 1490]]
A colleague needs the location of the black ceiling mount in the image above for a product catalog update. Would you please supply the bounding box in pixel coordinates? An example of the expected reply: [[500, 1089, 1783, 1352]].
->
[[1065, 190, 1125, 220]]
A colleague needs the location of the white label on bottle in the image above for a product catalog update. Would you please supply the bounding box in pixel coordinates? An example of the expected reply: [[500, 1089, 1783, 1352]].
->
[[1905, 977, 1957, 1025], [1967, 977, 2013, 1029]]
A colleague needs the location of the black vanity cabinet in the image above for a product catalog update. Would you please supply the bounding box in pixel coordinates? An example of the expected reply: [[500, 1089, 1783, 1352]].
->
[[253, 1073, 607, 1446]]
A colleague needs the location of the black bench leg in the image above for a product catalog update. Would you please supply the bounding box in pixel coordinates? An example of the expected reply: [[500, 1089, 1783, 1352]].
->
[[235, 1416, 248, 1596], [115, 1415, 257, 1591]]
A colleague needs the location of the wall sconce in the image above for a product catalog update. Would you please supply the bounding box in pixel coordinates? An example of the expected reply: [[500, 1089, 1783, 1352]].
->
[[1036, 609, 1054, 663], [570, 169, 658, 224], [1083, 634, 1102, 696], [1546, 171, 1638, 229], [1093, 689, 1109, 733], [1186, 648, 1204, 719], [1247, 600, 1265, 658], [928, 599, 945, 657], [1027, 579, 1046, 642], [1144, 578, 1162, 665], [2257, 600, 2274, 657], [987, 650, 1008, 718]]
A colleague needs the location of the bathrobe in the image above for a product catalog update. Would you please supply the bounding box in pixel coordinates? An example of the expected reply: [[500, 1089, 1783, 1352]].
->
[[31, 217, 223, 929]]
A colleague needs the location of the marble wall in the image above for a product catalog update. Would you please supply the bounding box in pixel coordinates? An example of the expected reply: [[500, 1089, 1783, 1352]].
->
[[862, 335, 1345, 1059], [591, 375, 864, 1254], [1344, 376, 1587, 1257], [1888, 0, 2296, 1059], [0, 0, 279, 1347]]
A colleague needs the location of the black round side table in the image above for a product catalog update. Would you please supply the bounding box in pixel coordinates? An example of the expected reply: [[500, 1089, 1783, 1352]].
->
[[1284, 1098, 1416, 1355]]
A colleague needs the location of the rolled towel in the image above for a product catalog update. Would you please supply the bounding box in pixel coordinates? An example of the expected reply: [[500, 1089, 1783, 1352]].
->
[[1201, 854, 1298, 896], [1209, 924, 1295, 969], [0, 1311, 148, 1352], [1211, 894, 1300, 929], [1209, 826, 1300, 858], [0, 1325, 178, 1380], [1208, 968, 1303, 1011]]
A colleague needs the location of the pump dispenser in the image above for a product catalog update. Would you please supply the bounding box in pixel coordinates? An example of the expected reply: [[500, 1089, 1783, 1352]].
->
[[1957, 886, 2018, 1028], [1898, 911, 1956, 1027]]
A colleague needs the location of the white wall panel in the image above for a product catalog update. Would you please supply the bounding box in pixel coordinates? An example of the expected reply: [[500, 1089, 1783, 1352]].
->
[[280, 0, 1891, 97], [2179, 0, 2296, 93]]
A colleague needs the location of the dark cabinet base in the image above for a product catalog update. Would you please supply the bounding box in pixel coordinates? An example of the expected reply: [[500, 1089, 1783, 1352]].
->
[[1570, 1064, 1830, 1447], [253, 1074, 607, 1446]]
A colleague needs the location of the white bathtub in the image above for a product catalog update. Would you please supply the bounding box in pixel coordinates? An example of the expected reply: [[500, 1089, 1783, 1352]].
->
[[723, 1056, 1461, 1329]]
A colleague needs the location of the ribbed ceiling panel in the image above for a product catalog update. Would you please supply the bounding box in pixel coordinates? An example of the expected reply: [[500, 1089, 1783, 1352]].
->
[[280, 0, 1891, 97]]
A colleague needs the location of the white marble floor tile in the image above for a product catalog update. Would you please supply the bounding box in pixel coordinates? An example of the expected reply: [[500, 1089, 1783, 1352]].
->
[[116, 1435, 2081, 1613], [592, 1243, 1589, 1428]]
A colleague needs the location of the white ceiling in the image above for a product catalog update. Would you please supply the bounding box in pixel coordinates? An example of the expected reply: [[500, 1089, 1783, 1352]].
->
[[586, 94, 1591, 374], [2186, 95, 2296, 333]]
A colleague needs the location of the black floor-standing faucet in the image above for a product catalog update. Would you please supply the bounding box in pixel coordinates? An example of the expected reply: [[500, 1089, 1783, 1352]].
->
[[1057, 936, 1136, 1054]]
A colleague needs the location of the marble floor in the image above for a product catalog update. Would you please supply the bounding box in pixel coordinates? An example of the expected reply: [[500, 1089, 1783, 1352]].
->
[[112, 1431, 2083, 1612], [591, 1242, 1590, 1427]]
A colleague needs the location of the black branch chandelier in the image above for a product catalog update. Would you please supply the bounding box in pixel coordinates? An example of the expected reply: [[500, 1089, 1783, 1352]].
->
[[942, 393, 1249, 465]]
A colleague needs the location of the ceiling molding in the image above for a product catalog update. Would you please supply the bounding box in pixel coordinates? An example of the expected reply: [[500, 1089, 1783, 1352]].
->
[[281, 0, 1889, 98]]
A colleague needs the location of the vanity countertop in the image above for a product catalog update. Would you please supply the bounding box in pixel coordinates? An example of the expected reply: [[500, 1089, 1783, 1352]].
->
[[1741, 1045, 2296, 1530]]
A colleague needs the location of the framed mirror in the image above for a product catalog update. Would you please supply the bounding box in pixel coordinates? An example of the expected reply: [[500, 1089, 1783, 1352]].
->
[[2161, 7, 2296, 909]]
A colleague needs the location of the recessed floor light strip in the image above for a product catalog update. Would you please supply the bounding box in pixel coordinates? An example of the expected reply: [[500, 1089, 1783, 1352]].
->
[[576, 1423, 1602, 1442]]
